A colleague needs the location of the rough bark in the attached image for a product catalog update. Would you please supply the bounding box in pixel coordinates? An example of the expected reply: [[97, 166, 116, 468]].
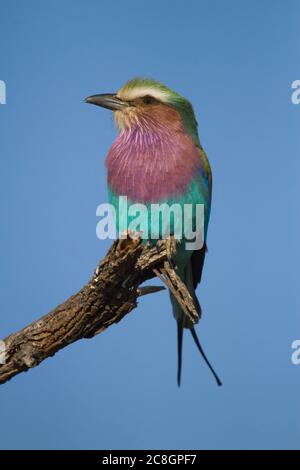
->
[[0, 237, 199, 385]]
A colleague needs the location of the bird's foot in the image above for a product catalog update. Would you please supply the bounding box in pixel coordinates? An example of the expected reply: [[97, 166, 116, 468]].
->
[[120, 229, 144, 241]]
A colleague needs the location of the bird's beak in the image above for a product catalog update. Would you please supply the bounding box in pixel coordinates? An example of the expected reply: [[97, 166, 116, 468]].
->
[[84, 93, 130, 111]]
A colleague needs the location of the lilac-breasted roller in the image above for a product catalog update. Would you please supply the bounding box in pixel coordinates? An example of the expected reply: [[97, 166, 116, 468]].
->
[[86, 78, 221, 386]]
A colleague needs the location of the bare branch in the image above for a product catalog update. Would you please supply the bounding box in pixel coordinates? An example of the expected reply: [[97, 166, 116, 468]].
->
[[0, 237, 198, 385], [153, 262, 199, 324]]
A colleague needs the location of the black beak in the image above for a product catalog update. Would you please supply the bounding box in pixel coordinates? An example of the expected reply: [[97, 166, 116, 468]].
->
[[84, 93, 130, 111]]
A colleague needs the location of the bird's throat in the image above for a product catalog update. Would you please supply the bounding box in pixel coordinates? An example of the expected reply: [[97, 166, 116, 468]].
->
[[106, 115, 201, 203]]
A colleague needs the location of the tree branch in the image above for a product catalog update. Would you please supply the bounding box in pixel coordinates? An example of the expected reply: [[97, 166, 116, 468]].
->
[[0, 237, 199, 385]]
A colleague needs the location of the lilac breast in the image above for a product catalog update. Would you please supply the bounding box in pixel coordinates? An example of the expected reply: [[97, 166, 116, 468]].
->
[[106, 123, 202, 203]]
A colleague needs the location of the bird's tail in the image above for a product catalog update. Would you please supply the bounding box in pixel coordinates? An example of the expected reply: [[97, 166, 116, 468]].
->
[[170, 262, 222, 387]]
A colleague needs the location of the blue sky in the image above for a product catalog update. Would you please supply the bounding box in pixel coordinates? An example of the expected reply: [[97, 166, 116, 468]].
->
[[0, 0, 299, 450]]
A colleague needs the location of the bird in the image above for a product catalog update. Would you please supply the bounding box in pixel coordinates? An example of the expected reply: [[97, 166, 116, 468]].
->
[[85, 77, 221, 387]]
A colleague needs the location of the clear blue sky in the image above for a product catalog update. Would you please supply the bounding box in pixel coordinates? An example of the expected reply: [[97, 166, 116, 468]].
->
[[0, 0, 299, 450]]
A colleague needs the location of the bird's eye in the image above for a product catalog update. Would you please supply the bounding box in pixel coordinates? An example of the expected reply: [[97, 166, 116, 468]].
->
[[143, 95, 156, 105]]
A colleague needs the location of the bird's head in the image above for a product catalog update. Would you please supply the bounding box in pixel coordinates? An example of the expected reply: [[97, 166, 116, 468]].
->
[[85, 77, 200, 144]]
